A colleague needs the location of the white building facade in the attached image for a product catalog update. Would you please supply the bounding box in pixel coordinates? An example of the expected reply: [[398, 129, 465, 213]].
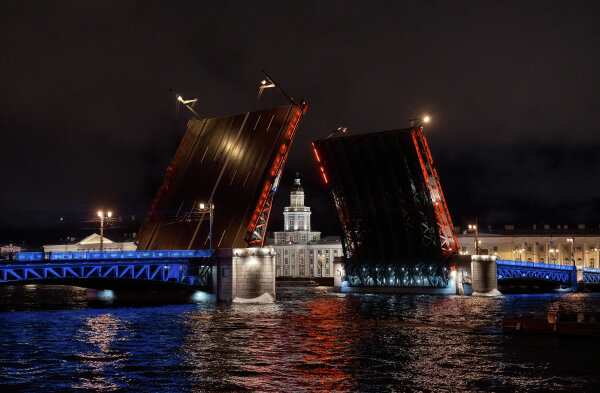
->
[[43, 233, 137, 252], [271, 174, 343, 278], [456, 225, 600, 268]]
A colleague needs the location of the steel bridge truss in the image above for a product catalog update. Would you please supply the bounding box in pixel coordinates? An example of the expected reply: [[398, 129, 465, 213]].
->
[[1, 250, 214, 290], [582, 267, 600, 284], [247, 104, 306, 247], [496, 259, 572, 283], [345, 262, 450, 288], [411, 127, 458, 256], [1, 260, 212, 289], [312, 127, 457, 268], [330, 188, 357, 259]]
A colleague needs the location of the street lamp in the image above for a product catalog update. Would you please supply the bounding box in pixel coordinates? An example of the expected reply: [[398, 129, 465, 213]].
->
[[188, 202, 214, 250], [97, 210, 112, 251], [513, 247, 525, 261], [467, 219, 479, 255], [409, 114, 432, 127]]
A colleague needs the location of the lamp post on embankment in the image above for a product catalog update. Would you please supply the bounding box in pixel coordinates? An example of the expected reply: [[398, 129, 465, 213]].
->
[[198, 202, 214, 250], [97, 210, 112, 251], [468, 219, 479, 255], [188, 201, 214, 250]]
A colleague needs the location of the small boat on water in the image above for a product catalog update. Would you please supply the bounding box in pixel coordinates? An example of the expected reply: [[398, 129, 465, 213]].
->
[[502, 311, 600, 336]]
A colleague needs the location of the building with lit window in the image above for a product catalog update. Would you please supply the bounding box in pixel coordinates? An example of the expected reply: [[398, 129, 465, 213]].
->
[[43, 233, 137, 252], [456, 224, 600, 268], [269, 174, 343, 278]]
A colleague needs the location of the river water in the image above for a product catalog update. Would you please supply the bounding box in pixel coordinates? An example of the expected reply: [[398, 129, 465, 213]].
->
[[0, 285, 599, 392]]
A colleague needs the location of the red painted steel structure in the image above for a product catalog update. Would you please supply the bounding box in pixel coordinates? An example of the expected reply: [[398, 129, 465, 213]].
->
[[246, 104, 307, 247], [411, 126, 459, 256], [137, 103, 307, 250], [312, 126, 458, 262]]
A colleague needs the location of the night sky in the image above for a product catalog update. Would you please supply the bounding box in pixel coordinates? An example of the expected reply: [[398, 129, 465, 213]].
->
[[2, 1, 600, 243]]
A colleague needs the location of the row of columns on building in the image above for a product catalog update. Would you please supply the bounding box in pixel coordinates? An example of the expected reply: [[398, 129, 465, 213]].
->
[[461, 239, 599, 267]]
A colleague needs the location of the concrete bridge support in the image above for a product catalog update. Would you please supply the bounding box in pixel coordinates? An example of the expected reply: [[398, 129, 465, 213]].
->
[[451, 255, 500, 296], [333, 257, 346, 291], [575, 267, 585, 292], [450, 255, 472, 295], [471, 255, 500, 296], [211, 248, 276, 303]]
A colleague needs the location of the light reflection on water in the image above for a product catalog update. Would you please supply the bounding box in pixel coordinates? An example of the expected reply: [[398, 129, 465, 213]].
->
[[0, 286, 599, 392], [71, 313, 128, 391]]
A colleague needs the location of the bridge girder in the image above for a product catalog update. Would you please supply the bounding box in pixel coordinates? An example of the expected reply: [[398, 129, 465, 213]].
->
[[1, 250, 214, 291]]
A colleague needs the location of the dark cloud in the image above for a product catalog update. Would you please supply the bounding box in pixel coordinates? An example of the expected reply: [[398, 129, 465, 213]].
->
[[1, 1, 600, 241]]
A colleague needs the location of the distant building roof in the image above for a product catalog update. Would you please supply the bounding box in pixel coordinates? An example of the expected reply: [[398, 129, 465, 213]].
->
[[77, 233, 114, 245], [455, 224, 600, 237]]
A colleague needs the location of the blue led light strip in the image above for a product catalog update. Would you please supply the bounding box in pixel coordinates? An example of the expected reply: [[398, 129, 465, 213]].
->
[[14, 249, 213, 262]]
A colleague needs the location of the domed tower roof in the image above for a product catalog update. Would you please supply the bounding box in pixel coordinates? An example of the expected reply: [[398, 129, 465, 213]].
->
[[291, 172, 303, 193]]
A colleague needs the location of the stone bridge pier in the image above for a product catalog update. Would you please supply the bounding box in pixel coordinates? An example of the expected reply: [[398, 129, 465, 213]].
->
[[212, 248, 276, 303]]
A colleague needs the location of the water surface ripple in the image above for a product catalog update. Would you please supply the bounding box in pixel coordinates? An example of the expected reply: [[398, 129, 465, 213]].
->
[[1, 286, 598, 392]]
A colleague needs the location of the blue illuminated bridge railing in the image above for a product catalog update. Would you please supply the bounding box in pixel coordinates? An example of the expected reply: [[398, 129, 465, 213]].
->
[[582, 266, 600, 284], [496, 259, 600, 285], [14, 249, 212, 262], [496, 259, 573, 283], [1, 250, 214, 288]]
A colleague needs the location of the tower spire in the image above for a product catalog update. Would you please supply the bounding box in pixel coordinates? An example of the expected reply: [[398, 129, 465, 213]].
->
[[284, 173, 310, 231]]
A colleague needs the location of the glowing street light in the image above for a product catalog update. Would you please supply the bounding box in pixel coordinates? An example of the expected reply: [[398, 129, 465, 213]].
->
[[467, 219, 479, 255], [188, 202, 214, 250], [409, 114, 432, 127], [97, 210, 113, 251], [257, 77, 276, 99], [169, 88, 201, 119]]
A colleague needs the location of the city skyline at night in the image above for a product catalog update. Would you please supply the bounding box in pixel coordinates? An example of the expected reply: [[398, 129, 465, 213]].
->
[[2, 3, 600, 392]]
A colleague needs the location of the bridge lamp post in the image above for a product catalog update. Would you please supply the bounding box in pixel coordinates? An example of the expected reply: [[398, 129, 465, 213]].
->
[[97, 210, 112, 251], [409, 114, 432, 128], [467, 220, 479, 255], [512, 248, 524, 261], [199, 203, 214, 250]]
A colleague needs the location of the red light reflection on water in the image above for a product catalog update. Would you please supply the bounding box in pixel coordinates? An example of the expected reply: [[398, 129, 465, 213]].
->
[[289, 296, 361, 391]]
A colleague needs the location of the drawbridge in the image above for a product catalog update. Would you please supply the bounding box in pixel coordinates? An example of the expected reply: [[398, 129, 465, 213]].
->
[[137, 102, 307, 250], [312, 124, 458, 288]]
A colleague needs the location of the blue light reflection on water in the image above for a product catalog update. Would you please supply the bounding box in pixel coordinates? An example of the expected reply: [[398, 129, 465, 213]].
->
[[0, 287, 599, 392]]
